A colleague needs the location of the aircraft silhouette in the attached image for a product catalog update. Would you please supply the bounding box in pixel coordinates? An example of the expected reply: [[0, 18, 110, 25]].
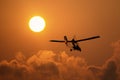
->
[[50, 35, 100, 51]]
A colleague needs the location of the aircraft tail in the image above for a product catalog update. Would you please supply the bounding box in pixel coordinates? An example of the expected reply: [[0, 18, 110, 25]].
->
[[64, 36, 68, 46]]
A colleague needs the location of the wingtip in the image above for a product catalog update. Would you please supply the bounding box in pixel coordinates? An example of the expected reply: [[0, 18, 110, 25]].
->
[[97, 36, 100, 38], [49, 40, 52, 42], [95, 36, 100, 38]]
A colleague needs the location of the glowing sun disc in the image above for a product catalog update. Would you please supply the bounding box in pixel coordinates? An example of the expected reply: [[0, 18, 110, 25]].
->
[[29, 16, 46, 32]]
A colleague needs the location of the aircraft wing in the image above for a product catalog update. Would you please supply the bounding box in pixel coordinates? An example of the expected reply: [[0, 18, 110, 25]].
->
[[50, 40, 65, 42], [76, 36, 100, 42]]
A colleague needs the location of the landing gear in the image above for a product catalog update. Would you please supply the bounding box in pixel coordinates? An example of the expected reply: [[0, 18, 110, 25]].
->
[[70, 49, 72, 51]]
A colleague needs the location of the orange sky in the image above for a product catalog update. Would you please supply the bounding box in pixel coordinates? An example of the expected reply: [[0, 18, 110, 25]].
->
[[0, 0, 120, 65]]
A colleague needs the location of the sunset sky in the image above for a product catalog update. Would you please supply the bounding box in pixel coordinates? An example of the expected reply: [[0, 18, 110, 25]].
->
[[0, 0, 120, 80]]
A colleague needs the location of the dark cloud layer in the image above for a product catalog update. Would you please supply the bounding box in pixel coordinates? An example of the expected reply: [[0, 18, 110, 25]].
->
[[0, 40, 120, 80]]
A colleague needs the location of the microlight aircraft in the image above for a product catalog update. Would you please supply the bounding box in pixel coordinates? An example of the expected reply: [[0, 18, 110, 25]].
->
[[50, 36, 100, 51]]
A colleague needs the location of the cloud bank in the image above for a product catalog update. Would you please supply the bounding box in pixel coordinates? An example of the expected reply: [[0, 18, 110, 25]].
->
[[0, 40, 120, 80]]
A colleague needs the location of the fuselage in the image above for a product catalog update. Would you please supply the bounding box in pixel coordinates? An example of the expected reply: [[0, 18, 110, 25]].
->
[[72, 39, 81, 51], [70, 38, 81, 51]]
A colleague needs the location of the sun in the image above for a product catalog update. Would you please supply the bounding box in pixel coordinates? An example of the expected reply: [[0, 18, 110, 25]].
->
[[29, 16, 46, 32]]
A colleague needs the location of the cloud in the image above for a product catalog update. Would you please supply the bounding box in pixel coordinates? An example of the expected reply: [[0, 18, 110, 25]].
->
[[102, 60, 118, 80], [0, 60, 29, 80], [0, 40, 120, 80]]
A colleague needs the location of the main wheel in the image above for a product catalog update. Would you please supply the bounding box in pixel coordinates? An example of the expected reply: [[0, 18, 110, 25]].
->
[[70, 49, 72, 51]]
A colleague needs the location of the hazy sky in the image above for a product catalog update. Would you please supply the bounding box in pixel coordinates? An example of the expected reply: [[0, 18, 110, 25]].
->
[[0, 0, 120, 80], [0, 0, 120, 65]]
